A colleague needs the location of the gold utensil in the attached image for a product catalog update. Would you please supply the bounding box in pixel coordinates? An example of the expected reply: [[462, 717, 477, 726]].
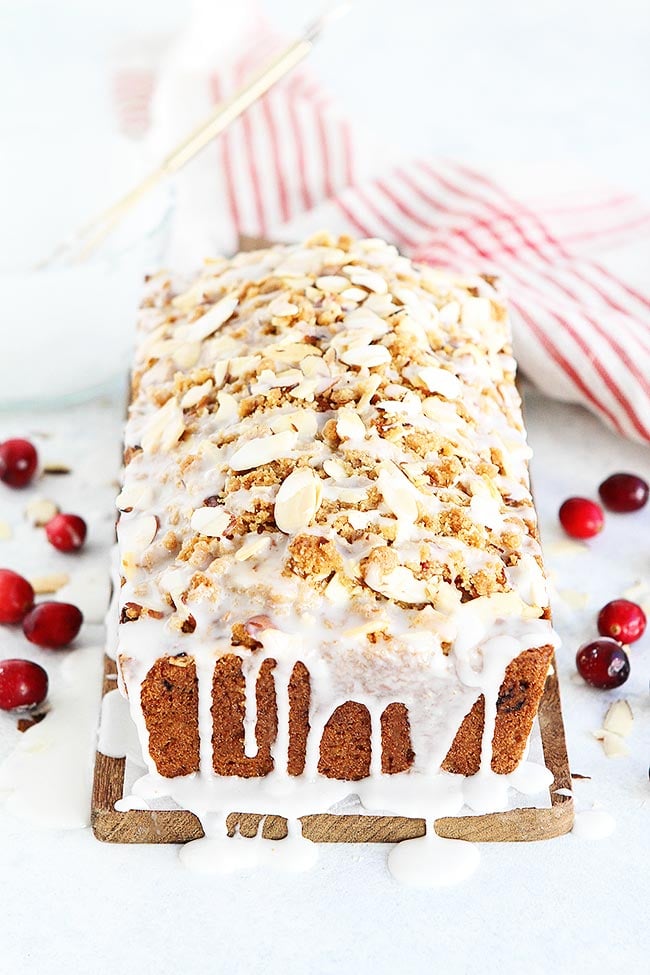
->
[[37, 2, 352, 269]]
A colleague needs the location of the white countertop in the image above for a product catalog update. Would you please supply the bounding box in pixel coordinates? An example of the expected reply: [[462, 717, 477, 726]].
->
[[1, 1, 649, 972]]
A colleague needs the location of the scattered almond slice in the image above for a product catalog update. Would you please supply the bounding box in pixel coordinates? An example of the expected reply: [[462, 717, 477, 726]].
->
[[602, 699, 634, 737], [180, 379, 214, 409], [229, 431, 297, 472], [42, 462, 70, 475], [336, 408, 366, 441], [274, 468, 321, 534], [234, 534, 271, 562], [592, 729, 630, 758], [30, 572, 70, 595], [0, 520, 12, 540], [115, 481, 154, 512], [118, 514, 159, 559], [190, 507, 231, 538], [25, 498, 59, 526]]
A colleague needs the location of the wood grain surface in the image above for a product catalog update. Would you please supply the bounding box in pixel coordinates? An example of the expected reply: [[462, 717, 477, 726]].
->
[[91, 655, 574, 844]]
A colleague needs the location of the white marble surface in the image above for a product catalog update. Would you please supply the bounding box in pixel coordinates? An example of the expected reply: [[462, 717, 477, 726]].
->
[[1, 1, 649, 973]]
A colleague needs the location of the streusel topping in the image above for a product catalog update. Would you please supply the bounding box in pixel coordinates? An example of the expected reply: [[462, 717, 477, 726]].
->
[[116, 234, 548, 666]]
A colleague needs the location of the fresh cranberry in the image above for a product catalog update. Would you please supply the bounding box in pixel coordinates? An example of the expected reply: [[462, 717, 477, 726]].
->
[[45, 513, 87, 553], [0, 658, 48, 711], [598, 472, 649, 513], [576, 638, 630, 689], [0, 438, 38, 488], [23, 602, 83, 649], [0, 569, 35, 624], [597, 599, 646, 644], [559, 497, 604, 539]]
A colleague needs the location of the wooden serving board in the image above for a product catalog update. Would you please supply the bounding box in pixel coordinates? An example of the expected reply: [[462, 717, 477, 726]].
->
[[93, 234, 573, 845], [91, 654, 573, 844]]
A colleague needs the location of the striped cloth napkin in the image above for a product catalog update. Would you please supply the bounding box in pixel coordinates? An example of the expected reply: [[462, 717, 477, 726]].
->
[[115, 0, 650, 443]]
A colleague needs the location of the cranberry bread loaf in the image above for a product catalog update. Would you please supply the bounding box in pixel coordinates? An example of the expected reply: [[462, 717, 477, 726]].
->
[[114, 234, 556, 816]]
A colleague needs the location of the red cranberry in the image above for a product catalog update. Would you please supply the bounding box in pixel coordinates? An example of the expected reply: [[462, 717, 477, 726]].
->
[[23, 602, 83, 649], [0, 658, 48, 711], [45, 513, 87, 553], [597, 599, 646, 644], [0, 569, 35, 624], [598, 472, 649, 513], [576, 638, 630, 689], [559, 497, 604, 539], [0, 438, 38, 488]]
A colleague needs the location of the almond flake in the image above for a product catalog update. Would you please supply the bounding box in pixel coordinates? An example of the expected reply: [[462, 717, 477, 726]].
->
[[115, 482, 154, 512], [214, 391, 239, 427], [234, 534, 271, 562], [0, 520, 12, 540], [377, 463, 418, 525], [274, 467, 321, 534], [25, 498, 59, 526], [340, 345, 391, 368], [592, 729, 630, 758], [316, 275, 350, 294], [30, 572, 70, 595], [190, 506, 231, 537], [602, 699, 633, 737], [342, 265, 388, 294], [268, 297, 299, 317], [461, 296, 491, 328], [336, 408, 366, 441], [185, 296, 238, 342], [119, 514, 159, 558], [417, 366, 462, 399], [324, 573, 349, 605], [340, 286, 368, 302], [213, 361, 229, 388], [172, 342, 201, 370], [141, 397, 185, 453], [181, 379, 214, 409], [229, 431, 297, 472]]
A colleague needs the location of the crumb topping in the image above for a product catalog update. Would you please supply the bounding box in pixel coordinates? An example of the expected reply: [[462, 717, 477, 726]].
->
[[117, 234, 548, 662]]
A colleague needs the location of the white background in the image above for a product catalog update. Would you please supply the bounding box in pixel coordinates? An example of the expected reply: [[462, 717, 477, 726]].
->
[[1, 2, 649, 973]]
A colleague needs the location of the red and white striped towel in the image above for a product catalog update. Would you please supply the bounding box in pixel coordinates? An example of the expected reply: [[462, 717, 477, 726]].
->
[[115, 1, 650, 443]]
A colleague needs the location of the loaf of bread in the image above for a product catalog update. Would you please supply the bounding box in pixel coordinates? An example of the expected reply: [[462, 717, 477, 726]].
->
[[115, 234, 556, 818]]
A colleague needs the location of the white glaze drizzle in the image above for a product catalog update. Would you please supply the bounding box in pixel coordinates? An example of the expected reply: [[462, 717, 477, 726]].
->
[[112, 235, 560, 881]]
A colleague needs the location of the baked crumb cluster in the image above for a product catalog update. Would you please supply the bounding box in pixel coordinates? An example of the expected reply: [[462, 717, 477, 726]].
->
[[117, 235, 548, 662]]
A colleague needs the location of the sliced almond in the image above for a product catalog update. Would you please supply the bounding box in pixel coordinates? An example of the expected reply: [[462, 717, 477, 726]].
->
[[268, 297, 299, 317], [336, 408, 366, 441], [602, 699, 634, 737], [42, 462, 70, 475], [229, 431, 297, 472], [115, 481, 154, 513], [172, 341, 201, 370], [25, 498, 59, 527], [342, 265, 388, 294], [30, 572, 70, 595], [340, 344, 391, 368], [417, 366, 462, 399], [377, 462, 418, 525], [180, 379, 214, 409], [592, 729, 630, 758], [141, 397, 185, 453], [274, 467, 321, 534], [185, 295, 238, 343], [315, 275, 350, 294], [0, 520, 12, 540], [461, 296, 492, 328], [234, 534, 271, 562], [190, 506, 231, 538], [118, 514, 159, 558], [214, 391, 239, 427]]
